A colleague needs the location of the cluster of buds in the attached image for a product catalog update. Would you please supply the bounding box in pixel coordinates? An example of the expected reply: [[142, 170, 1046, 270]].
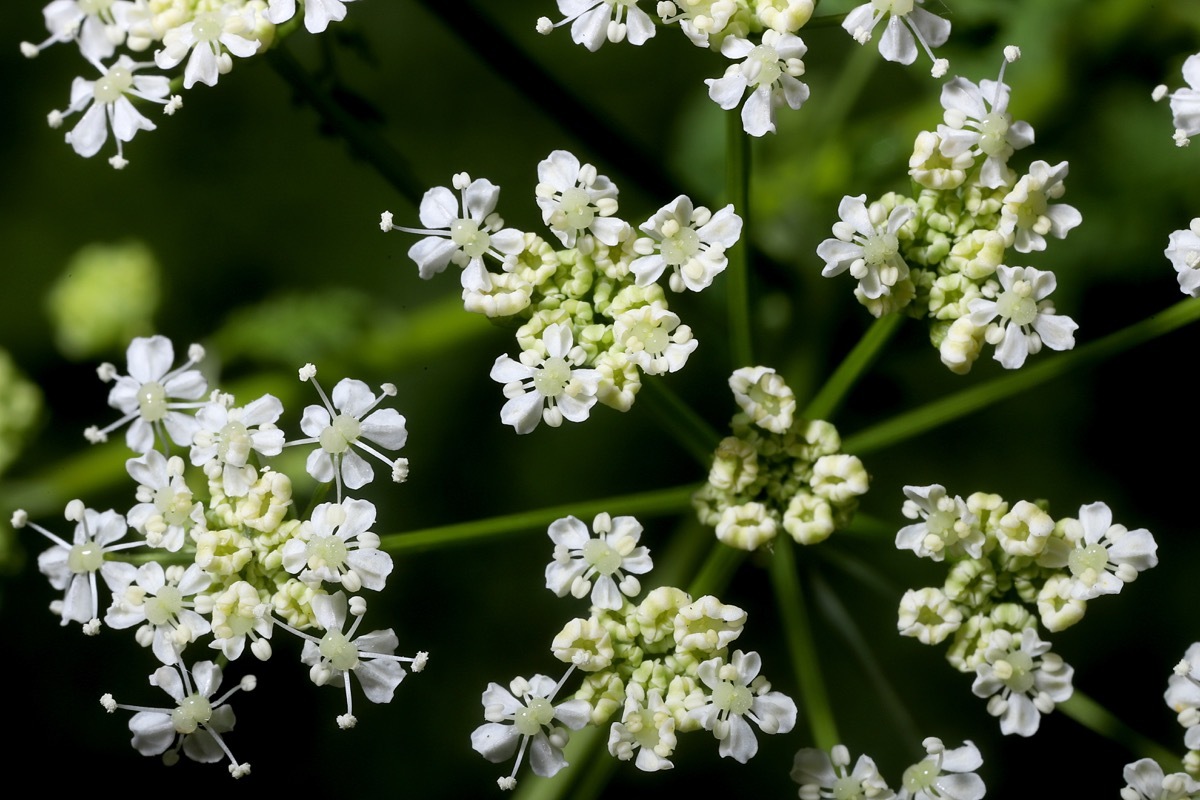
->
[[693, 366, 868, 550], [817, 48, 1082, 373], [895, 484, 1158, 737], [15, 335, 425, 775], [381, 151, 741, 433], [471, 511, 796, 789]]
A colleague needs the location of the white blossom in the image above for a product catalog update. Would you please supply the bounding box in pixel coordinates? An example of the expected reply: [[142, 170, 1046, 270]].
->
[[705, 29, 810, 137], [154, 7, 260, 89], [613, 306, 697, 374], [190, 393, 285, 497], [728, 365, 795, 434], [897, 737, 986, 800], [21, 0, 136, 62], [282, 498, 393, 592], [792, 744, 895, 800], [842, 0, 950, 74], [267, 0, 359, 33], [489, 323, 602, 434], [688, 650, 797, 763], [126, 450, 203, 551], [105, 562, 212, 664], [1121, 758, 1200, 800], [896, 484, 983, 561], [608, 685, 677, 771], [937, 52, 1034, 188], [967, 265, 1077, 370], [631, 196, 742, 292], [817, 194, 913, 301], [998, 160, 1082, 253], [538, 0, 655, 52], [545, 513, 652, 609], [535, 150, 628, 248], [1165, 218, 1200, 296], [1059, 501, 1158, 601], [1159, 53, 1200, 146], [971, 627, 1074, 737]]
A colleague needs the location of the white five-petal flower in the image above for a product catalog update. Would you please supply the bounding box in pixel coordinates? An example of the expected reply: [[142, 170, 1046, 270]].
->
[[966, 265, 1077, 370], [688, 649, 797, 763], [282, 498, 393, 592], [705, 29, 810, 137], [489, 323, 602, 434], [896, 737, 986, 800], [791, 744, 895, 800], [1060, 501, 1158, 601], [154, 7, 260, 89], [630, 196, 742, 292], [545, 513, 653, 609], [105, 562, 212, 664], [535, 150, 628, 249], [536, 0, 656, 52], [842, 0, 951, 75], [817, 194, 913, 301], [190, 393, 286, 497], [971, 627, 1074, 737], [1165, 218, 1200, 296], [998, 160, 1082, 253]]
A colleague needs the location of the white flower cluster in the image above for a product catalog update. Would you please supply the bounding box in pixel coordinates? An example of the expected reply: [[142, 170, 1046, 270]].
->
[[21, 0, 356, 168], [693, 366, 869, 550], [816, 49, 1082, 373], [536, 0, 949, 137], [381, 151, 740, 433], [792, 737, 986, 800], [894, 484, 1158, 737], [15, 335, 425, 775], [470, 511, 796, 789]]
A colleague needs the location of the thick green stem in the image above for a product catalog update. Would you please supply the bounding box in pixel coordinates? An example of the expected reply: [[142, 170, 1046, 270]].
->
[[638, 379, 724, 467], [770, 536, 840, 749], [1059, 690, 1181, 770], [726, 113, 753, 368], [845, 297, 1200, 454], [376, 484, 696, 554], [803, 314, 903, 421]]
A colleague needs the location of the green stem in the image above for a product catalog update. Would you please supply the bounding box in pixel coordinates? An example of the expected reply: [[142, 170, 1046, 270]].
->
[[770, 536, 840, 749], [726, 112, 753, 368], [845, 297, 1200, 454], [376, 484, 696, 554], [1059, 690, 1181, 770], [265, 46, 425, 204], [638, 379, 724, 467], [687, 541, 747, 597], [803, 314, 903, 421]]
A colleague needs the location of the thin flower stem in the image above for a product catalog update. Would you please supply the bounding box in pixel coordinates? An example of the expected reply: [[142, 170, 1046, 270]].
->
[[1059, 690, 1182, 770], [638, 378, 724, 466], [376, 484, 697, 554], [803, 314, 903, 421], [844, 297, 1200, 454], [726, 113, 753, 368], [770, 536, 840, 750], [688, 541, 747, 597], [265, 46, 426, 204]]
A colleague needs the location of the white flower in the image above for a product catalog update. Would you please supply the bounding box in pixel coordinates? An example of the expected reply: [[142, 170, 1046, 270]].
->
[[842, 0, 951, 73], [1060, 501, 1158, 601], [728, 365, 796, 434], [998, 160, 1082, 253], [190, 393, 285, 497], [471, 672, 591, 789], [209, 580, 274, 661], [674, 594, 746, 652], [23, 501, 139, 632], [154, 7, 260, 89], [537, 0, 655, 52], [791, 744, 895, 800], [896, 484, 983, 561], [817, 194, 913, 300], [971, 627, 1074, 737], [105, 562, 212, 664], [1159, 53, 1200, 146], [267, 0, 358, 33], [51, 55, 175, 168], [966, 265, 1078, 370], [105, 660, 254, 775], [1166, 644, 1200, 752], [655, 0, 739, 47], [630, 196, 742, 292], [613, 306, 697, 374], [125, 450, 203, 552], [1121, 758, 1200, 800], [86, 336, 206, 453], [688, 650, 797, 763], [897, 587, 962, 646], [937, 54, 1035, 188], [545, 513, 652, 609], [489, 323, 602, 434], [896, 737, 986, 800], [289, 369, 408, 499], [282, 498, 393, 592], [705, 30, 810, 137], [535, 150, 628, 249], [608, 685, 677, 771], [291, 592, 421, 729], [382, 173, 525, 292], [1165, 218, 1200, 296], [21, 0, 136, 62]]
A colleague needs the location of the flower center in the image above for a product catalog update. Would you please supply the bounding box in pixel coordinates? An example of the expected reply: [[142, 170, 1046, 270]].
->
[[79, 0, 115, 16], [145, 585, 183, 626], [901, 758, 939, 792], [514, 697, 555, 736], [217, 419, 251, 465], [558, 187, 595, 230], [745, 45, 782, 87], [93, 64, 133, 104], [533, 356, 572, 398], [320, 414, 361, 454], [711, 680, 753, 716], [450, 218, 492, 258], [978, 111, 1011, 156], [625, 318, 668, 355], [661, 226, 701, 266], [582, 537, 623, 576], [995, 287, 1038, 327], [873, 0, 914, 14], [67, 541, 104, 574], [172, 693, 213, 734], [137, 380, 168, 422], [308, 535, 349, 571], [995, 649, 1035, 693], [319, 629, 361, 672], [192, 12, 223, 43], [1068, 542, 1110, 583], [860, 231, 899, 266], [833, 776, 868, 800]]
